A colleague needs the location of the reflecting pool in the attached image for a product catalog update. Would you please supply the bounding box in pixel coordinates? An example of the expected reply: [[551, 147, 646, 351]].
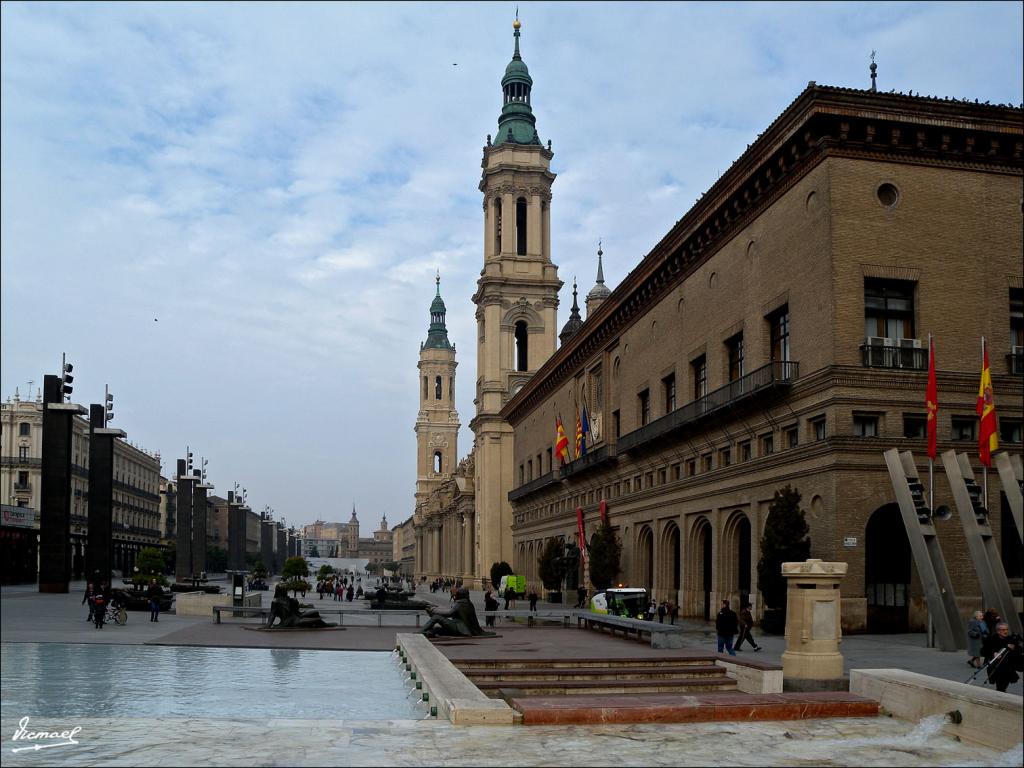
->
[[1, 643, 421, 720]]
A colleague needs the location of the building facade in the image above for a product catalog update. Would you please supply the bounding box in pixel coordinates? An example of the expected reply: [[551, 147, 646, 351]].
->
[[502, 83, 1023, 631], [1, 390, 162, 582]]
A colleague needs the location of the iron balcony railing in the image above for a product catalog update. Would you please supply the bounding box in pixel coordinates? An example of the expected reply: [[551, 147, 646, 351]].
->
[[1008, 351, 1024, 376], [860, 339, 927, 370], [559, 444, 615, 480], [508, 470, 561, 502], [617, 360, 799, 454]]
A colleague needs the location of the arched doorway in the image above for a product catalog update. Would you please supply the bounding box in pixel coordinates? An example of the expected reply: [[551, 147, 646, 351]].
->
[[658, 522, 681, 596], [686, 517, 713, 620], [721, 511, 752, 607], [636, 525, 654, 591], [865, 503, 911, 632]]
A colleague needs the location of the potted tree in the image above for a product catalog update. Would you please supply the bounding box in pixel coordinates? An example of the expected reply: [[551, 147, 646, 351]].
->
[[538, 538, 565, 603], [281, 556, 312, 597]]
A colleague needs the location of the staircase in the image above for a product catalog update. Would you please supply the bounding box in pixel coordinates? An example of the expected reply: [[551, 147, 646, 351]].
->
[[452, 656, 737, 697]]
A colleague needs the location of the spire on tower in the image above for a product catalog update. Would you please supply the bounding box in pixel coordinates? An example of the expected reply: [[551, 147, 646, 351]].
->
[[869, 50, 877, 92], [586, 241, 612, 316], [559, 277, 584, 345], [424, 272, 452, 350], [495, 16, 541, 146]]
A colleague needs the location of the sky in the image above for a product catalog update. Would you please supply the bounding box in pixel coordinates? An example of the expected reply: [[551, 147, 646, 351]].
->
[[2, 1, 1021, 530]]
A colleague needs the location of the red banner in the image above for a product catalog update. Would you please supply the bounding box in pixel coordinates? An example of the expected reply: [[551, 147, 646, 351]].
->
[[576, 507, 587, 558]]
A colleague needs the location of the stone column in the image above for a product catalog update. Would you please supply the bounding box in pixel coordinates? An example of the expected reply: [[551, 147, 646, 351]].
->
[[781, 559, 848, 682]]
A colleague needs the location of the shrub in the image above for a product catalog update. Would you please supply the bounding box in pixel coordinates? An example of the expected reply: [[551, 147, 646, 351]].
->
[[587, 522, 622, 591], [537, 538, 565, 590], [490, 561, 513, 589], [756, 484, 811, 616]]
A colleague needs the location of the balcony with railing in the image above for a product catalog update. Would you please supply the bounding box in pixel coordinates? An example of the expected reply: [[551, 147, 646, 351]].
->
[[1008, 348, 1024, 375], [559, 444, 616, 480], [860, 337, 927, 370], [617, 360, 799, 455], [14, 482, 31, 492], [508, 470, 561, 502]]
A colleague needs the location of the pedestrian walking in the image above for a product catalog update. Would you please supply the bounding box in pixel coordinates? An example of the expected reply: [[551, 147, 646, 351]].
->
[[735, 601, 762, 651], [147, 579, 163, 622], [484, 589, 499, 627], [715, 599, 738, 656], [967, 610, 988, 669], [504, 585, 514, 610], [646, 600, 657, 622], [92, 584, 108, 630], [981, 622, 1022, 692], [83, 582, 97, 623], [668, 600, 679, 625], [983, 607, 1001, 637], [346, 584, 354, 602], [657, 601, 667, 623], [577, 585, 588, 609], [528, 587, 538, 612]]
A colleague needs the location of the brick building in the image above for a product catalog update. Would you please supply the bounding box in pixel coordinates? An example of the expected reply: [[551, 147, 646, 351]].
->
[[502, 83, 1023, 632]]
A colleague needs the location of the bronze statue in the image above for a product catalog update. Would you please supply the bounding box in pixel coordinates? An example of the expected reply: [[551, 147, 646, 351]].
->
[[267, 584, 331, 628], [420, 587, 496, 638]]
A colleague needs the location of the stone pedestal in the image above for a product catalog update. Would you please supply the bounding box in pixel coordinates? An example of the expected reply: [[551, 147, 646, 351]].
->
[[781, 559, 847, 681]]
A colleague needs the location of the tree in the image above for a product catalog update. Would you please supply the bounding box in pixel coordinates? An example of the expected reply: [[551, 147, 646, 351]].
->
[[365, 561, 381, 575], [490, 560, 513, 589], [282, 556, 310, 581], [132, 547, 168, 587], [587, 522, 622, 591], [317, 564, 334, 580], [757, 484, 811, 622], [537, 538, 565, 591], [206, 546, 228, 572], [251, 560, 268, 579]]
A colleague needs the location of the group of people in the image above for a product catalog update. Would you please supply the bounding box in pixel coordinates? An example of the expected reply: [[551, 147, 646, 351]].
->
[[645, 599, 681, 625], [82, 578, 164, 628], [967, 606, 1022, 692], [428, 577, 457, 594], [316, 580, 358, 601], [715, 599, 762, 655]]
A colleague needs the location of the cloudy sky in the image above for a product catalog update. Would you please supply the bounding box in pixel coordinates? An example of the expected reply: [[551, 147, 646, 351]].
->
[[2, 2, 1021, 530]]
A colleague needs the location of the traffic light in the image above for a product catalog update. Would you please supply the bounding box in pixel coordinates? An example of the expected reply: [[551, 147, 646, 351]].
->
[[60, 362, 74, 400], [104, 387, 114, 426]]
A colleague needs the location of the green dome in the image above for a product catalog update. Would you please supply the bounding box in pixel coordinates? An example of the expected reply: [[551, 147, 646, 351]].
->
[[494, 22, 541, 146], [423, 274, 452, 350]]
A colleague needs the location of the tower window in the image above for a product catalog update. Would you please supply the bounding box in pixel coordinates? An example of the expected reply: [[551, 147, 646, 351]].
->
[[19, 422, 30, 436], [449, 377, 454, 399], [423, 376, 428, 400], [435, 376, 442, 400], [515, 321, 529, 371], [433, 452, 442, 474], [516, 197, 527, 255], [495, 198, 502, 253]]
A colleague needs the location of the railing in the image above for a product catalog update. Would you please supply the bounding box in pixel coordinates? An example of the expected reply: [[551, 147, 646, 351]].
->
[[13, 482, 31, 492], [0, 457, 41, 468], [860, 341, 927, 370], [508, 470, 561, 502], [559, 444, 615, 480], [617, 360, 799, 454], [1008, 352, 1024, 376]]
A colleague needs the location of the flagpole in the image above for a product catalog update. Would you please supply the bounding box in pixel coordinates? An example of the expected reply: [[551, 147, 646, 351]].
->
[[982, 336, 988, 510], [928, 333, 934, 512]]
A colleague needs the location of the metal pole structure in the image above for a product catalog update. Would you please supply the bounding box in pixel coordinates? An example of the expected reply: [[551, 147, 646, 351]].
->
[[981, 337, 988, 510], [993, 452, 1023, 544]]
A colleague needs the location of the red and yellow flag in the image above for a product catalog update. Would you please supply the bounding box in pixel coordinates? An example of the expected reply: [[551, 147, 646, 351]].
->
[[555, 416, 570, 465], [926, 338, 938, 460], [574, 406, 583, 459], [976, 339, 999, 467]]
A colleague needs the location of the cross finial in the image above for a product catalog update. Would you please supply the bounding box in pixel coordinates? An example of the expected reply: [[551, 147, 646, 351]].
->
[[869, 50, 878, 92]]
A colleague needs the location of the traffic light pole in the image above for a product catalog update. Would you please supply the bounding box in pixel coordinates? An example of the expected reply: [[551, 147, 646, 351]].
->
[[38, 375, 86, 593]]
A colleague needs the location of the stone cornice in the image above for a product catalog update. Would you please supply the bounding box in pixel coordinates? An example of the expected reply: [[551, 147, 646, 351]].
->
[[501, 86, 1023, 426]]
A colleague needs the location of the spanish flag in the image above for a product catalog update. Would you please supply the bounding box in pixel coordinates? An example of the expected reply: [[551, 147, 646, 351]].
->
[[976, 338, 999, 467], [926, 337, 938, 460], [555, 416, 570, 465]]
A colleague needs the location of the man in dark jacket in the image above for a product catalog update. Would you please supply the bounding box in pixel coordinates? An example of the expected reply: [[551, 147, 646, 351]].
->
[[715, 599, 739, 656], [982, 622, 1022, 693], [147, 580, 163, 622], [735, 601, 763, 651]]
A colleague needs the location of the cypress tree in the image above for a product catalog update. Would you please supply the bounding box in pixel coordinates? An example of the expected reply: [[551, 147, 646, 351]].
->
[[757, 484, 811, 615], [587, 522, 622, 590]]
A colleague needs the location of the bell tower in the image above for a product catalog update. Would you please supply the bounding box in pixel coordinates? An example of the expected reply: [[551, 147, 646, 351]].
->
[[471, 17, 562, 576], [415, 273, 460, 509]]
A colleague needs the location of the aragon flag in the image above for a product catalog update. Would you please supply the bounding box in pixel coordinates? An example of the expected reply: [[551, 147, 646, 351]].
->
[[926, 337, 938, 460], [976, 339, 999, 467], [555, 416, 571, 465]]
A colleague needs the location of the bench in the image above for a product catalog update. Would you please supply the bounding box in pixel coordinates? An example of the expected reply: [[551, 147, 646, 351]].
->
[[576, 612, 689, 648], [211, 605, 425, 626], [481, 609, 575, 628]]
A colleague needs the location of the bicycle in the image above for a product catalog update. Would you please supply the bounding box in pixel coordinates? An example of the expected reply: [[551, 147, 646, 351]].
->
[[105, 602, 127, 626]]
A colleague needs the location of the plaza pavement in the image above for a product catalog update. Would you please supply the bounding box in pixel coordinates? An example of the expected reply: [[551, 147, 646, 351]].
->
[[1, 578, 1019, 696]]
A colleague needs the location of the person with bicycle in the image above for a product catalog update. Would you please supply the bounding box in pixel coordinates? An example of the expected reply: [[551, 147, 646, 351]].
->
[[147, 579, 163, 622], [92, 583, 108, 629], [83, 581, 98, 623]]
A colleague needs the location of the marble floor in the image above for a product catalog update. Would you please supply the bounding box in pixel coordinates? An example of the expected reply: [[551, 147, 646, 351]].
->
[[3, 713, 1022, 767]]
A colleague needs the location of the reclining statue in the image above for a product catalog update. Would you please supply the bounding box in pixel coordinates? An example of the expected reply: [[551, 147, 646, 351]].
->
[[268, 584, 331, 628], [420, 587, 496, 638]]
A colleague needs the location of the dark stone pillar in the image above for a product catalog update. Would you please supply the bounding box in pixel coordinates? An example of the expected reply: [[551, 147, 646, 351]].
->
[[175, 462, 194, 583], [276, 524, 286, 572], [227, 492, 245, 572], [192, 472, 209, 577], [39, 375, 82, 593], [260, 521, 274, 574], [86, 405, 123, 587]]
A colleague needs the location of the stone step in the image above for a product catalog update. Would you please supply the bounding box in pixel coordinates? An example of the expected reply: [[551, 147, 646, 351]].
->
[[475, 677, 737, 696], [453, 656, 715, 670], [509, 691, 880, 725], [462, 664, 726, 682]]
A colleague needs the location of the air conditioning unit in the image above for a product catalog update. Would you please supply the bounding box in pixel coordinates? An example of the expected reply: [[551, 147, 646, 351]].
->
[[898, 337, 924, 349], [1013, 345, 1024, 356], [864, 336, 893, 367], [865, 336, 892, 346]]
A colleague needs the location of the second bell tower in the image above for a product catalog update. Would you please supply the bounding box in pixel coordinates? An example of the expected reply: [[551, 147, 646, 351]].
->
[[471, 17, 562, 575]]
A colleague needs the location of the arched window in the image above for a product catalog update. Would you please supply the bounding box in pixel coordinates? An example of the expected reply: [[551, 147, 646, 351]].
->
[[435, 376, 442, 400], [448, 377, 454, 400], [515, 321, 529, 371], [494, 198, 502, 253], [433, 452, 442, 474], [516, 197, 527, 255], [422, 376, 428, 400]]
